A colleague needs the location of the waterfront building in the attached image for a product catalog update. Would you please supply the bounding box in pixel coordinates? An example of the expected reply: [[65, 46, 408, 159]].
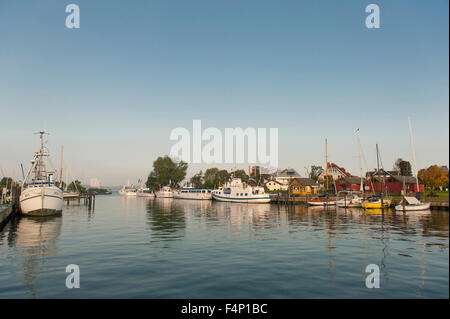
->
[[289, 178, 317, 195]]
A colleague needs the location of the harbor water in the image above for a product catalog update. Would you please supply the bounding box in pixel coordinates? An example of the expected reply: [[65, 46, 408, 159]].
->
[[0, 194, 448, 298]]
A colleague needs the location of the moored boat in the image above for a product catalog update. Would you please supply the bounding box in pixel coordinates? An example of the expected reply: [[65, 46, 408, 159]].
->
[[211, 177, 270, 203], [361, 196, 392, 209], [119, 184, 137, 196], [155, 186, 174, 198], [19, 132, 64, 217], [174, 187, 212, 200], [395, 196, 430, 211], [136, 188, 155, 198], [307, 196, 336, 206], [336, 192, 363, 208]]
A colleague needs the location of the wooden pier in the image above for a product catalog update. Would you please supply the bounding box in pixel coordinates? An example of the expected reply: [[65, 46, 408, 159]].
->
[[64, 193, 96, 210]]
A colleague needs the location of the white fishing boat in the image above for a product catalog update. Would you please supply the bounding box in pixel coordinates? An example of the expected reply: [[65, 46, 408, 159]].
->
[[119, 183, 137, 196], [212, 177, 270, 203], [19, 132, 64, 217], [136, 187, 155, 198], [395, 196, 430, 211], [155, 186, 174, 198], [174, 187, 212, 200]]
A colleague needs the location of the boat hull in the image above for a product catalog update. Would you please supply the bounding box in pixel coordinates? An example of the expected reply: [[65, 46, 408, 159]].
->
[[156, 192, 174, 198], [308, 201, 336, 206], [137, 193, 155, 198], [212, 193, 271, 203], [20, 187, 63, 216], [395, 203, 431, 211], [362, 200, 392, 209]]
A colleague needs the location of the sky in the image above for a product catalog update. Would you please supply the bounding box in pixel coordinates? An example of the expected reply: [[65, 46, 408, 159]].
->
[[0, 0, 448, 186]]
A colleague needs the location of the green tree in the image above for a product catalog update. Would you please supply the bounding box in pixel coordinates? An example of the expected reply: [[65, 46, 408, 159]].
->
[[203, 168, 220, 188], [190, 171, 204, 188], [67, 180, 86, 193], [394, 158, 412, 176], [309, 166, 324, 182], [146, 156, 188, 189], [233, 169, 249, 183]]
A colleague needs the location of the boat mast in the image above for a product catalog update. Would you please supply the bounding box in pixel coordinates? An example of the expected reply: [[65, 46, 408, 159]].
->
[[376, 144, 384, 207], [59, 145, 64, 188], [408, 117, 420, 192], [356, 129, 364, 192], [325, 138, 329, 193]]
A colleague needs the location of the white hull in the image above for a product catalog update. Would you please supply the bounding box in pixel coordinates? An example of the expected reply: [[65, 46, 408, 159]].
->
[[137, 193, 155, 198], [212, 193, 271, 203], [156, 191, 174, 198], [20, 186, 63, 216], [395, 203, 431, 211], [174, 193, 212, 200], [308, 200, 336, 206], [119, 190, 137, 196]]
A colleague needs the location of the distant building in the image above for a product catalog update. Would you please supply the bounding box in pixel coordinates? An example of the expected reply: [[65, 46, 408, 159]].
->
[[275, 168, 302, 186], [265, 180, 287, 191], [335, 176, 366, 192], [289, 178, 318, 195], [319, 163, 351, 181], [90, 178, 101, 188]]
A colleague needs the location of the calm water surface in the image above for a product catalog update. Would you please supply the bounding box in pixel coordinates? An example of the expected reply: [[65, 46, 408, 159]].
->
[[0, 194, 448, 298]]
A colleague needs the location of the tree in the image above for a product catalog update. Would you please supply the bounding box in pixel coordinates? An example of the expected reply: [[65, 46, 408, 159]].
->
[[146, 156, 188, 189], [201, 168, 231, 188], [190, 171, 204, 188], [394, 158, 412, 176], [233, 169, 249, 182], [309, 166, 324, 182], [418, 165, 448, 190], [67, 180, 86, 193]]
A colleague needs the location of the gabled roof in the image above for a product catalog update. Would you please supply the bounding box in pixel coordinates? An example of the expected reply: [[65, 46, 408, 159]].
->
[[290, 178, 316, 186], [391, 175, 418, 184], [276, 168, 301, 178], [339, 176, 365, 184], [366, 169, 400, 178]]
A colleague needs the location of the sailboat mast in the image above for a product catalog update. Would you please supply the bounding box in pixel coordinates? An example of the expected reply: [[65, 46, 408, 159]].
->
[[376, 144, 384, 207], [356, 129, 364, 192], [325, 138, 329, 192], [408, 117, 420, 192], [59, 145, 64, 187]]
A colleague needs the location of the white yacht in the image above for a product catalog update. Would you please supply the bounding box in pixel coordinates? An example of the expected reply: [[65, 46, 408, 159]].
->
[[212, 177, 271, 203], [336, 192, 363, 208], [19, 132, 64, 216], [174, 187, 212, 200], [155, 186, 174, 198], [395, 196, 431, 211], [136, 188, 155, 198], [119, 183, 137, 196]]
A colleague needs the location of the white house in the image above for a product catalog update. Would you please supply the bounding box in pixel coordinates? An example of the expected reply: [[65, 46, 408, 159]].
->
[[265, 180, 287, 191], [318, 163, 350, 181], [275, 168, 302, 186]]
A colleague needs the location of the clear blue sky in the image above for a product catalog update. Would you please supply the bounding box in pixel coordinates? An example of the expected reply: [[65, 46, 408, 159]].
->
[[0, 0, 448, 185]]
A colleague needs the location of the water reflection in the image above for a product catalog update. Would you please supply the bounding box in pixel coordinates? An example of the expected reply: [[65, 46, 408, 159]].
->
[[0, 196, 448, 298], [146, 199, 186, 246], [0, 216, 62, 298]]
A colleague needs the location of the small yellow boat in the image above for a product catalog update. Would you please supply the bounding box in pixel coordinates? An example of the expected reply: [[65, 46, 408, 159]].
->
[[361, 197, 392, 209]]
